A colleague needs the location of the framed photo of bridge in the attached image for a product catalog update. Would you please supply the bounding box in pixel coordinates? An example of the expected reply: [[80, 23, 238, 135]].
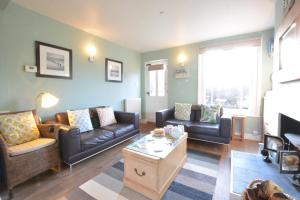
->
[[36, 41, 72, 79]]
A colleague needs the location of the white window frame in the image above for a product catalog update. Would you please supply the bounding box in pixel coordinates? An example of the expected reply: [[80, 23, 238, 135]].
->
[[197, 38, 262, 117]]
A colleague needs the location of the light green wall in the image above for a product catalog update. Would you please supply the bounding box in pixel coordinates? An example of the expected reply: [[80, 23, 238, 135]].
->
[[141, 29, 274, 137], [275, 0, 284, 31], [0, 3, 141, 119]]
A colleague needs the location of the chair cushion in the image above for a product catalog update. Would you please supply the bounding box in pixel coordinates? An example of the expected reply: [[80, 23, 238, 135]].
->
[[96, 107, 117, 127], [174, 103, 192, 120], [67, 109, 93, 133], [165, 119, 192, 127], [80, 129, 114, 150], [0, 111, 40, 145], [200, 105, 221, 124], [7, 138, 55, 156], [102, 123, 135, 137], [186, 122, 220, 136]]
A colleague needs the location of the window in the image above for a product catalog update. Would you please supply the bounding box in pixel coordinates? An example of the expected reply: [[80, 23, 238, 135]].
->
[[198, 41, 261, 116], [149, 71, 157, 96], [148, 64, 166, 97], [157, 69, 165, 96]]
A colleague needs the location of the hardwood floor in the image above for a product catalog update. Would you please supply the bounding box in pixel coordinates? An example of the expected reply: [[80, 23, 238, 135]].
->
[[0, 123, 259, 200]]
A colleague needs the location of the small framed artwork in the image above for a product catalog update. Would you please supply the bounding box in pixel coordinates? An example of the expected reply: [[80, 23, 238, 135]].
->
[[175, 66, 189, 78], [263, 134, 285, 163], [105, 58, 123, 82], [36, 41, 72, 79], [263, 134, 285, 152], [280, 151, 300, 174]]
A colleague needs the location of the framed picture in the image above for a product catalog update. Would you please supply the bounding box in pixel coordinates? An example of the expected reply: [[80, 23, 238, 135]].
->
[[175, 66, 189, 78], [263, 134, 285, 163], [280, 151, 300, 174], [105, 58, 123, 82], [36, 41, 72, 79], [264, 135, 285, 152]]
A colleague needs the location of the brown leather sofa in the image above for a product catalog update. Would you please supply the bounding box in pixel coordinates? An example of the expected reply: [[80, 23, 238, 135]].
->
[[55, 106, 139, 169], [156, 105, 231, 144]]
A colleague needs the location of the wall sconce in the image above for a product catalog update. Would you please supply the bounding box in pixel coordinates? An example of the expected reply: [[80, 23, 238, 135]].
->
[[86, 45, 97, 63], [178, 53, 187, 66]]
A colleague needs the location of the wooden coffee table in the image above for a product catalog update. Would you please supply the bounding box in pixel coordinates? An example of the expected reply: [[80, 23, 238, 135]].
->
[[123, 132, 187, 200]]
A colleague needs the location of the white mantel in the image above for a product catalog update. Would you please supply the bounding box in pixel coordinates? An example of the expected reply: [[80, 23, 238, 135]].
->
[[264, 82, 300, 136], [265, 0, 300, 135]]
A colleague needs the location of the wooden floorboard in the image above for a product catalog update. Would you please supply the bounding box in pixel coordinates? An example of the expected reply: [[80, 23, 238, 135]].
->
[[0, 123, 259, 200]]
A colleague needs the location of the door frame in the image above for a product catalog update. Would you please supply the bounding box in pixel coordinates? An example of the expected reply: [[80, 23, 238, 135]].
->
[[144, 59, 168, 122]]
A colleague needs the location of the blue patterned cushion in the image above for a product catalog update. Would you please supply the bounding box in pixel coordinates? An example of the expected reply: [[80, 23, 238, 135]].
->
[[67, 109, 93, 133], [200, 105, 221, 124]]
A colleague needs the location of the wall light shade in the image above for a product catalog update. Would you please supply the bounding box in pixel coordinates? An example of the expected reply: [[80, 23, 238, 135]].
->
[[178, 53, 187, 66], [37, 92, 59, 108], [86, 45, 97, 62]]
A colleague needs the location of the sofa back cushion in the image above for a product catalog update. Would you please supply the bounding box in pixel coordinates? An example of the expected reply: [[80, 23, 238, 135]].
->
[[191, 105, 202, 121], [96, 107, 117, 127], [89, 106, 106, 129], [67, 109, 93, 133], [174, 103, 192, 121], [55, 106, 108, 129], [0, 111, 40, 146]]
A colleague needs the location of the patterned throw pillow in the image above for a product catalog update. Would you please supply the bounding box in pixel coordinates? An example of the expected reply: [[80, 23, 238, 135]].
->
[[96, 107, 117, 127], [67, 109, 93, 133], [0, 111, 40, 146], [200, 105, 221, 124], [174, 103, 192, 121]]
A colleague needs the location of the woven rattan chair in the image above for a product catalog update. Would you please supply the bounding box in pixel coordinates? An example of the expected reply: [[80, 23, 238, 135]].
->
[[0, 110, 61, 198]]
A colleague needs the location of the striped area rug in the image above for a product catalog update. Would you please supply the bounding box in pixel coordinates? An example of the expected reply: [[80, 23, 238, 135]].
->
[[63, 150, 220, 200]]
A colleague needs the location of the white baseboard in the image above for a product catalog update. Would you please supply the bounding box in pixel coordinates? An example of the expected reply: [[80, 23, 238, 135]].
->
[[244, 132, 262, 141]]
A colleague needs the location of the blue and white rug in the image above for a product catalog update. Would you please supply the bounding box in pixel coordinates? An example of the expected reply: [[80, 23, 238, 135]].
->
[[231, 150, 300, 199], [63, 150, 220, 200]]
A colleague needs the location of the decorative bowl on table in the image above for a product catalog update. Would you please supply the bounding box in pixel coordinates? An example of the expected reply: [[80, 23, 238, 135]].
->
[[152, 128, 165, 137]]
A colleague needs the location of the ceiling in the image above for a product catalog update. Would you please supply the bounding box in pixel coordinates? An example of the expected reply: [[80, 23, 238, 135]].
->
[[13, 0, 275, 52]]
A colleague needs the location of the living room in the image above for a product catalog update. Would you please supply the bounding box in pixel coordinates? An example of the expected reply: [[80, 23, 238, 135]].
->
[[0, 0, 299, 200]]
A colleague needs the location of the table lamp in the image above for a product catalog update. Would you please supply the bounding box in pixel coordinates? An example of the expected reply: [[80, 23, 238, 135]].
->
[[36, 92, 59, 108], [36, 92, 59, 115], [35, 92, 59, 122]]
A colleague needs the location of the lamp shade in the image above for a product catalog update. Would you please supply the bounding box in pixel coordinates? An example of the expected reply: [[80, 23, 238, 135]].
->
[[39, 92, 59, 108]]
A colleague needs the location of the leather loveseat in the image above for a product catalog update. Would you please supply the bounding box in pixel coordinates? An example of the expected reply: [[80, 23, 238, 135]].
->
[[156, 105, 231, 144], [55, 106, 139, 168]]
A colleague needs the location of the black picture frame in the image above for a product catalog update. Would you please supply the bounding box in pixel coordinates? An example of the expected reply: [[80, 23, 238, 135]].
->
[[105, 58, 123, 82], [36, 41, 72, 79], [263, 134, 285, 163], [263, 134, 285, 152], [280, 151, 300, 174]]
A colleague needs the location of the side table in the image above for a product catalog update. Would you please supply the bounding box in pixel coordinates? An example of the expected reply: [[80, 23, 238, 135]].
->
[[231, 115, 246, 141]]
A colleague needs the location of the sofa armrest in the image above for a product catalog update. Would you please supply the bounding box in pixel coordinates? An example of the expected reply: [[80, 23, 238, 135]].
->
[[58, 125, 81, 163], [37, 124, 60, 140], [219, 114, 232, 138], [156, 108, 174, 128], [114, 111, 139, 130]]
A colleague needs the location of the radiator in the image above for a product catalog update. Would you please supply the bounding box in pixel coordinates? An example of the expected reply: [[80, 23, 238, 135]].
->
[[124, 98, 141, 119]]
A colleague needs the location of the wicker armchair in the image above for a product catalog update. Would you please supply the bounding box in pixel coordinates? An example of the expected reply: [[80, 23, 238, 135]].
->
[[0, 110, 61, 198]]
